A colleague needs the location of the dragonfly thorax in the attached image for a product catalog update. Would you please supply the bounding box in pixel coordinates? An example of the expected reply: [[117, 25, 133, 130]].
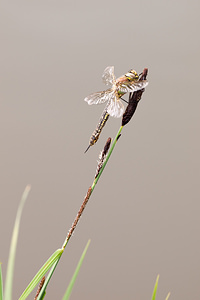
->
[[116, 70, 139, 86]]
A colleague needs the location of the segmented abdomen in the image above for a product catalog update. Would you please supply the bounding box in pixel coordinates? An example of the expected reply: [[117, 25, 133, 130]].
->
[[89, 109, 110, 146]]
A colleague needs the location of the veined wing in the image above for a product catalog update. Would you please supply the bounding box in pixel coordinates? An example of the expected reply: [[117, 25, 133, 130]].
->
[[84, 89, 113, 105], [107, 93, 124, 118], [102, 66, 116, 86], [119, 79, 148, 93]]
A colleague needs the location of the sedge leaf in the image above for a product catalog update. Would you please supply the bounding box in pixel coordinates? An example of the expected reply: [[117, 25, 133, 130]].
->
[[19, 248, 63, 300], [165, 292, 170, 300], [151, 275, 159, 300], [0, 263, 3, 300], [62, 240, 91, 300], [36, 259, 60, 300], [4, 185, 31, 300]]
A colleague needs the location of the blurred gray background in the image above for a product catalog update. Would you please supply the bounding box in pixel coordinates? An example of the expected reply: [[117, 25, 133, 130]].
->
[[0, 0, 200, 299]]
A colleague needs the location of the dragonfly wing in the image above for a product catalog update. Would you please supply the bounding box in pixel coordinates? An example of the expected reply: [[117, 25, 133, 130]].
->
[[107, 93, 124, 118], [84, 89, 113, 105], [119, 79, 148, 93], [102, 66, 116, 86]]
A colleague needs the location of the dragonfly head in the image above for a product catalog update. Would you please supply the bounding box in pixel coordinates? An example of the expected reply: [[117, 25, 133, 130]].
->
[[126, 70, 139, 81]]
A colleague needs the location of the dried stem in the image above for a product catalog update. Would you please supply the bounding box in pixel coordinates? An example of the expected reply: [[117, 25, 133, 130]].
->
[[62, 187, 92, 249]]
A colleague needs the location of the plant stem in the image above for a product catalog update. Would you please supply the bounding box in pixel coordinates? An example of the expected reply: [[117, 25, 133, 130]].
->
[[36, 67, 148, 299], [37, 125, 124, 299], [62, 125, 123, 249]]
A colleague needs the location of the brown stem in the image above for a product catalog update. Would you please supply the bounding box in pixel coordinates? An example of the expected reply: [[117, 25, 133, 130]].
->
[[62, 187, 92, 249]]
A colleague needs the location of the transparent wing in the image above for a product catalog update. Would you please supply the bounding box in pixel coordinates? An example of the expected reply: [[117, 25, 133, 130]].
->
[[84, 89, 113, 105], [119, 79, 148, 93], [107, 93, 124, 118], [102, 66, 116, 86]]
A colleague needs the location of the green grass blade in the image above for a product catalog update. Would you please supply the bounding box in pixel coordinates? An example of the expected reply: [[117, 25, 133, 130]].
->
[[62, 240, 91, 300], [4, 185, 31, 300], [151, 275, 159, 300], [36, 258, 61, 300], [18, 248, 63, 300], [40, 291, 46, 300], [165, 292, 170, 300], [0, 263, 3, 300]]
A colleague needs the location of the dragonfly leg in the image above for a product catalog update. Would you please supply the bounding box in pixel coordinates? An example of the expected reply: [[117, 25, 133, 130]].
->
[[121, 97, 129, 104]]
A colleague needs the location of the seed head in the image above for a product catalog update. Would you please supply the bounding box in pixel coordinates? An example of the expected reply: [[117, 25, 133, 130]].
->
[[94, 137, 111, 179]]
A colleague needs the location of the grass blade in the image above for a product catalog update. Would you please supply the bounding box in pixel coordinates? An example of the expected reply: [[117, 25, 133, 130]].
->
[[151, 275, 159, 300], [0, 263, 3, 300], [62, 240, 91, 300], [4, 185, 31, 300], [36, 259, 60, 300], [19, 248, 63, 300], [165, 292, 170, 300]]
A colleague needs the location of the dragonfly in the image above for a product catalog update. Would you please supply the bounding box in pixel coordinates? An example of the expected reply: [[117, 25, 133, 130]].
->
[[84, 66, 148, 152]]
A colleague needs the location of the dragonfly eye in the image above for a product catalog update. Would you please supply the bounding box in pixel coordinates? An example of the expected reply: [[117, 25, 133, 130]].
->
[[134, 71, 139, 78], [129, 69, 139, 80]]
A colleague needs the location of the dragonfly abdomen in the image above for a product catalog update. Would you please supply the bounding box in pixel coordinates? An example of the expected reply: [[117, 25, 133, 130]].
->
[[91, 112, 109, 144], [85, 109, 110, 153]]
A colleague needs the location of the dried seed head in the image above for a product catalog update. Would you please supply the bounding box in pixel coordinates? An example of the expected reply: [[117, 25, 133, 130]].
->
[[95, 137, 111, 179], [102, 137, 111, 156], [121, 68, 148, 126], [140, 68, 148, 81]]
